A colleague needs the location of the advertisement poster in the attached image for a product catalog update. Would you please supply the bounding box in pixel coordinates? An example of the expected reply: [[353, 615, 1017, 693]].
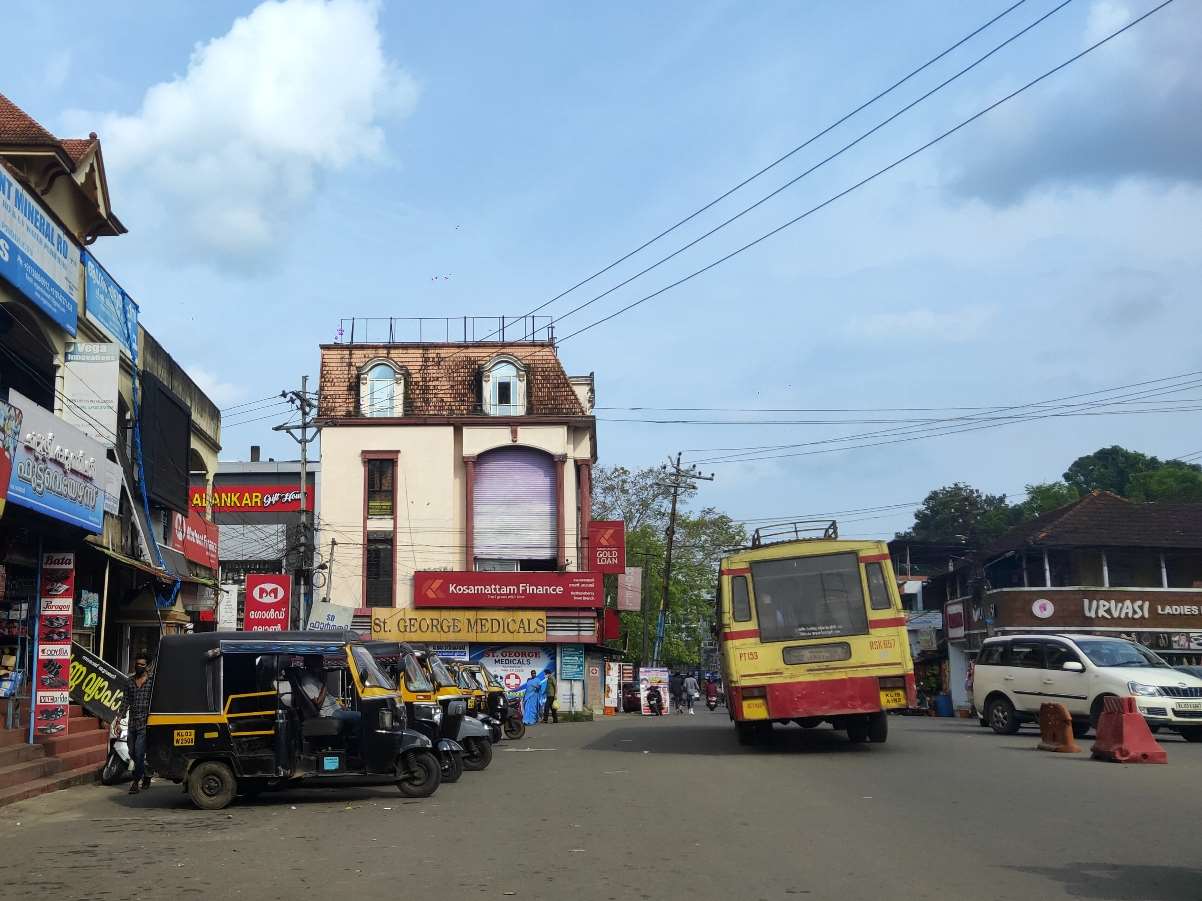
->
[[82, 251, 139, 358], [170, 509, 219, 569], [0, 164, 81, 334], [191, 484, 312, 512], [305, 600, 354, 632], [5, 390, 119, 533], [216, 584, 238, 631], [372, 608, 547, 643], [589, 520, 626, 573], [470, 645, 553, 691], [33, 552, 75, 738], [604, 661, 621, 710], [413, 570, 602, 608], [639, 667, 669, 716], [559, 644, 585, 680], [62, 342, 120, 447], [69, 642, 129, 723], [617, 567, 642, 611], [243, 574, 291, 632]]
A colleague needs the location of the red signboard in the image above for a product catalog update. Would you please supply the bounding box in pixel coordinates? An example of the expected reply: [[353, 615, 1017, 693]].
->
[[589, 520, 626, 574], [244, 574, 291, 631], [413, 571, 603, 608], [171, 509, 219, 569], [190, 484, 312, 513], [33, 551, 74, 740]]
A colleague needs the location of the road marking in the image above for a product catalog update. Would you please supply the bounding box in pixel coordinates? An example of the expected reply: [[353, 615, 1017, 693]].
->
[[500, 747, 559, 752]]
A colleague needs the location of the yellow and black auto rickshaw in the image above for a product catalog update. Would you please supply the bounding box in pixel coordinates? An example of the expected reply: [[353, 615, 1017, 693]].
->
[[411, 647, 494, 771], [145, 631, 442, 809], [453, 660, 524, 741], [364, 641, 467, 783]]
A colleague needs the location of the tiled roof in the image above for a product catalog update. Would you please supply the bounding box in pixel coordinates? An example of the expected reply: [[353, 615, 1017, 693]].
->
[[986, 491, 1202, 552], [59, 136, 97, 166], [318, 342, 588, 418], [0, 92, 60, 147]]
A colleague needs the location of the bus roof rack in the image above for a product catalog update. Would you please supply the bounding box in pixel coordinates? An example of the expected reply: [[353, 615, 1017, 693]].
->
[[750, 520, 838, 547]]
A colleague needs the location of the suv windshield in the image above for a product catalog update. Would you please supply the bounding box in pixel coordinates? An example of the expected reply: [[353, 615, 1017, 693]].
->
[[402, 654, 433, 692], [750, 552, 868, 642], [1075, 639, 1168, 668], [350, 645, 398, 690]]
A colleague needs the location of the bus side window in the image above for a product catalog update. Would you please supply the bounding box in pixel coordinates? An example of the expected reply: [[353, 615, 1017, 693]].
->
[[731, 575, 752, 622], [865, 562, 893, 610]]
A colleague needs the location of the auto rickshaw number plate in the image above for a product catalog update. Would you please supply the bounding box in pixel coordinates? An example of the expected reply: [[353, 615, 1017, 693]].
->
[[173, 729, 196, 747]]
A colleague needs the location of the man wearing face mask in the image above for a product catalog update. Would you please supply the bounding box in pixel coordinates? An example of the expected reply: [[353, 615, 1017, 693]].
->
[[124, 652, 154, 795]]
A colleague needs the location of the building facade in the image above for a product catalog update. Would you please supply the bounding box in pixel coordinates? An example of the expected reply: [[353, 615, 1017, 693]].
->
[[316, 319, 607, 704]]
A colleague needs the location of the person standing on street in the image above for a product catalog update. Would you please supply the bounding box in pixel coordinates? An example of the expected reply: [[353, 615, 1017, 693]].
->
[[542, 664, 558, 724], [682, 673, 700, 715], [669, 672, 683, 714], [125, 652, 154, 795]]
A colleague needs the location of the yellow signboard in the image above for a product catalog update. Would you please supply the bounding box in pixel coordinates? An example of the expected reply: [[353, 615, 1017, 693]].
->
[[371, 608, 547, 642]]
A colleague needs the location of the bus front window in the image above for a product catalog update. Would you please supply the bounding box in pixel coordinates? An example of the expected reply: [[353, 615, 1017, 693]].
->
[[750, 552, 869, 641]]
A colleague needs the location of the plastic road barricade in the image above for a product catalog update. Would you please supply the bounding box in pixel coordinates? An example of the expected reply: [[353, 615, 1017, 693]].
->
[[1091, 696, 1167, 764]]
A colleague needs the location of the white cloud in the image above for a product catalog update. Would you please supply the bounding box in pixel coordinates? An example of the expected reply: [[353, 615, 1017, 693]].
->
[[186, 364, 246, 407], [852, 307, 994, 340], [74, 0, 417, 270]]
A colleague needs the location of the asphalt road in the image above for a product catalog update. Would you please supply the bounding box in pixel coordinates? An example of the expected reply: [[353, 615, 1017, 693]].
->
[[1, 712, 1199, 901]]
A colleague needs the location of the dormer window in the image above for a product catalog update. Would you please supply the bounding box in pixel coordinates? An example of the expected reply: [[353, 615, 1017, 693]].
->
[[482, 356, 526, 416], [360, 361, 403, 417]]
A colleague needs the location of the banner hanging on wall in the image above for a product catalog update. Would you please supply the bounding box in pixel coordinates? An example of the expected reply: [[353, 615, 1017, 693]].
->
[[61, 342, 120, 447]]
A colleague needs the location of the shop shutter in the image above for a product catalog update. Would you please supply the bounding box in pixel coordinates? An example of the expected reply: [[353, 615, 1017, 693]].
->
[[474, 447, 557, 560]]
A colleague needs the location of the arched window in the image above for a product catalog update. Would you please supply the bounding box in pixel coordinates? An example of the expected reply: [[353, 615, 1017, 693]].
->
[[482, 356, 525, 416], [359, 361, 403, 417]]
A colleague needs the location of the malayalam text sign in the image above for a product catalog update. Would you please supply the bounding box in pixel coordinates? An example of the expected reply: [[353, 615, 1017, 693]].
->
[[305, 600, 354, 632], [69, 642, 129, 723], [589, 520, 626, 573], [371, 608, 547, 642], [413, 570, 602, 608], [244, 574, 291, 631]]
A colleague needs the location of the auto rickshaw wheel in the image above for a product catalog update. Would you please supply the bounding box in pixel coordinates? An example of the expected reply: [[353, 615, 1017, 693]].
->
[[441, 750, 464, 784], [187, 761, 236, 811], [462, 737, 493, 771], [504, 716, 525, 741], [397, 750, 442, 798]]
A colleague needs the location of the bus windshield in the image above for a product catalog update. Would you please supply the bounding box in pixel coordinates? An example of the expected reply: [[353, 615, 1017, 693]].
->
[[750, 552, 868, 641]]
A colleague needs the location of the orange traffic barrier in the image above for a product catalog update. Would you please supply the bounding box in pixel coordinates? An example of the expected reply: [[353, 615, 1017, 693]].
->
[[1091, 695, 1167, 764], [1037, 702, 1081, 753]]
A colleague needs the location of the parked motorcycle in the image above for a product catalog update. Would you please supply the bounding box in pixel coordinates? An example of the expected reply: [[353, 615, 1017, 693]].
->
[[503, 691, 526, 740], [100, 712, 132, 785]]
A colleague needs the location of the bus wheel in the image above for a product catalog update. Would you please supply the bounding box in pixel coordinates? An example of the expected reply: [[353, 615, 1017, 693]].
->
[[846, 717, 869, 743], [867, 713, 888, 744], [188, 761, 236, 811]]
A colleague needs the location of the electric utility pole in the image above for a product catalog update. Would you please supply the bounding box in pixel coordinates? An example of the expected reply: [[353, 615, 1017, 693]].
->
[[652, 453, 713, 665], [274, 375, 319, 628]]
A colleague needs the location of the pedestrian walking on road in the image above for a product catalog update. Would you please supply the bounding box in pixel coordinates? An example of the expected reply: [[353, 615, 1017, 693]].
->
[[542, 664, 558, 724], [669, 672, 684, 714], [125, 652, 154, 795], [682, 673, 700, 715]]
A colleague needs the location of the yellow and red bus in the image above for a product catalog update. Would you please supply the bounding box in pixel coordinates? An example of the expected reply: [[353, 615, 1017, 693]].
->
[[717, 522, 915, 745]]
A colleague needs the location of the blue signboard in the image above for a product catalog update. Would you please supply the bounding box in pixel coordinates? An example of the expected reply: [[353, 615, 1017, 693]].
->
[[5, 390, 107, 533], [559, 644, 585, 680], [82, 251, 138, 358], [0, 166, 80, 334]]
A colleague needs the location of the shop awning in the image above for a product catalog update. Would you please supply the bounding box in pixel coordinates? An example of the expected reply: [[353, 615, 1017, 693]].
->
[[83, 537, 169, 580]]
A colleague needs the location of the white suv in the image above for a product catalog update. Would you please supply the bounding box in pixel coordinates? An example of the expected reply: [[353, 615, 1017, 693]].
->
[[970, 633, 1202, 742]]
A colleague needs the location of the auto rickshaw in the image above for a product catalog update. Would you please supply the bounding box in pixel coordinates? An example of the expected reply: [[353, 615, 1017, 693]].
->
[[411, 647, 494, 771], [363, 641, 466, 783], [145, 631, 443, 810], [456, 661, 524, 740], [444, 659, 503, 743]]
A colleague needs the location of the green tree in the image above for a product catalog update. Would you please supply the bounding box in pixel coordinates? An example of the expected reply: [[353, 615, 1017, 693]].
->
[[1063, 446, 1162, 497], [1129, 463, 1202, 502], [897, 483, 1015, 544], [591, 464, 694, 531], [1013, 481, 1081, 519]]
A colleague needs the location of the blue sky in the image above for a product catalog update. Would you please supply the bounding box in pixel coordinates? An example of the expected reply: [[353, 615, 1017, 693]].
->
[[3, 0, 1200, 537]]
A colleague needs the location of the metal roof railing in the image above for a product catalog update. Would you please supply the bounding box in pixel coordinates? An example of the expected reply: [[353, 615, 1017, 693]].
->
[[750, 520, 839, 548], [333, 316, 554, 345]]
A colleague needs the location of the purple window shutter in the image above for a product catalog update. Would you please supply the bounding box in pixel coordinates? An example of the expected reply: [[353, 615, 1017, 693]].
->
[[473, 447, 557, 560]]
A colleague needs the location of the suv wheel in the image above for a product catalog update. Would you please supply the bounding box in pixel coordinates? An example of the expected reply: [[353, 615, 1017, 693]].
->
[[1180, 727, 1202, 743], [986, 696, 1020, 735]]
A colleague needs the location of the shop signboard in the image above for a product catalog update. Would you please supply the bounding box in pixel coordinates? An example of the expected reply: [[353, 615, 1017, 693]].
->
[[559, 644, 585, 680], [413, 570, 602, 608], [82, 251, 139, 358], [62, 342, 120, 447], [638, 666, 669, 716], [372, 608, 547, 643], [0, 398, 19, 519], [243, 574, 291, 632], [970, 588, 1202, 632], [470, 644, 553, 691], [216, 584, 238, 631], [428, 643, 469, 661], [5, 390, 119, 532], [945, 601, 966, 640], [69, 641, 129, 723], [589, 520, 626, 574], [305, 600, 354, 632], [616, 567, 642, 611], [191, 484, 312, 513], [0, 164, 81, 334], [604, 662, 621, 710], [170, 509, 219, 569], [33, 552, 74, 740]]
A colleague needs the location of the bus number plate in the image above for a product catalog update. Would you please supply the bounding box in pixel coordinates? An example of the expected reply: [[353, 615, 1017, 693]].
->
[[879, 689, 907, 709]]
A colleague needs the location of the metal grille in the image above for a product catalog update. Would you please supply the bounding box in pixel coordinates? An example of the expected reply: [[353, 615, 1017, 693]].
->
[[1160, 686, 1202, 698], [473, 447, 557, 560]]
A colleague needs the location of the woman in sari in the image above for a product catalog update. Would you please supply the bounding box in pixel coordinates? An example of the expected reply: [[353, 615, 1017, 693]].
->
[[522, 669, 544, 725]]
